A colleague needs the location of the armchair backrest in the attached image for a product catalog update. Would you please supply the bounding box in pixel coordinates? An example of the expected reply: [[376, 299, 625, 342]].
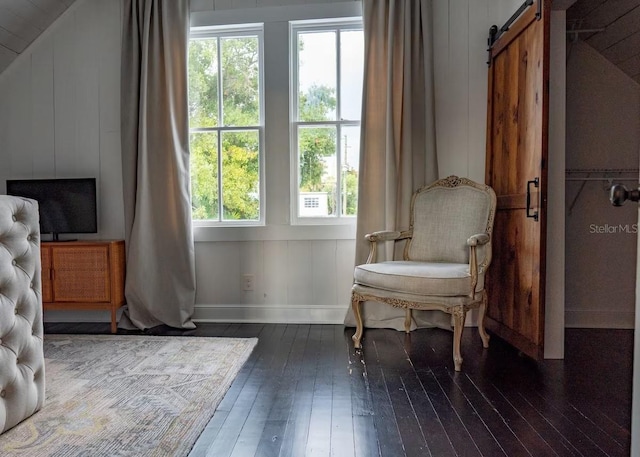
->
[[405, 176, 496, 269], [0, 196, 45, 434]]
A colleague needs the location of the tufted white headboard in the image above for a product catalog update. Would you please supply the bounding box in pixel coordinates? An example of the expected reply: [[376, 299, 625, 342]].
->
[[0, 196, 45, 434]]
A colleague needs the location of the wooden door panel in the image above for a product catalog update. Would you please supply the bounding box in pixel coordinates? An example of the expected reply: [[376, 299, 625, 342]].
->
[[485, 0, 549, 360], [487, 210, 542, 341]]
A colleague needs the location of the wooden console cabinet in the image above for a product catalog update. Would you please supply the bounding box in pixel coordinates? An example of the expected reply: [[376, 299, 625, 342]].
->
[[41, 240, 125, 333]]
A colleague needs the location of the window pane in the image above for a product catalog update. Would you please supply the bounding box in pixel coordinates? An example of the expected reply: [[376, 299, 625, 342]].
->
[[340, 30, 364, 121], [298, 126, 337, 216], [341, 126, 360, 216], [188, 39, 219, 128], [298, 32, 336, 122], [190, 132, 219, 220], [221, 130, 260, 221], [221, 37, 260, 126]]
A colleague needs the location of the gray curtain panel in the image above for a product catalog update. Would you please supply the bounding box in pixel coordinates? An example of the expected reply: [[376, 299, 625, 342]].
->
[[120, 0, 196, 330], [345, 0, 450, 331]]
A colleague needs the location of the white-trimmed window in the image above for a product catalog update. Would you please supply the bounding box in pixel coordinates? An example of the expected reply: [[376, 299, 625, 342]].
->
[[188, 24, 264, 224], [291, 19, 364, 221]]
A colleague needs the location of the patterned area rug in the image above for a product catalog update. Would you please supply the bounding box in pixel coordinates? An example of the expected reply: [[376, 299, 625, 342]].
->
[[0, 334, 257, 456]]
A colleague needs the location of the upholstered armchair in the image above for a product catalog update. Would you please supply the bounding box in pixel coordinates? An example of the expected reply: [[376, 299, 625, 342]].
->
[[351, 176, 496, 371], [0, 196, 45, 434]]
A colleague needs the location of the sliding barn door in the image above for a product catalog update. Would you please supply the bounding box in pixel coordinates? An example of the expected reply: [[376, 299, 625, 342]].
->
[[485, 0, 550, 360]]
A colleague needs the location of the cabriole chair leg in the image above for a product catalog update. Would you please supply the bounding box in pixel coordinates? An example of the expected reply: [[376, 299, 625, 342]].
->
[[351, 295, 364, 349], [452, 307, 466, 372], [478, 290, 490, 348], [404, 309, 412, 333]]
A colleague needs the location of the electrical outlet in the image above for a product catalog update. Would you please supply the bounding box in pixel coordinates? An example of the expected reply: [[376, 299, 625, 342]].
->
[[242, 274, 255, 291]]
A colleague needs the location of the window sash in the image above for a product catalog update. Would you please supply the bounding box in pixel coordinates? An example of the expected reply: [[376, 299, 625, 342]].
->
[[189, 25, 265, 225], [290, 19, 362, 222]]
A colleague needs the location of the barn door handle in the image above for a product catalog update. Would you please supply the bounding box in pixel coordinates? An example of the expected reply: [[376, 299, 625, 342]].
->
[[526, 178, 539, 221]]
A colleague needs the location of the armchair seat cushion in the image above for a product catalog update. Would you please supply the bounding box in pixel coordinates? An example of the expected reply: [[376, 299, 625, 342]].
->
[[354, 260, 484, 297]]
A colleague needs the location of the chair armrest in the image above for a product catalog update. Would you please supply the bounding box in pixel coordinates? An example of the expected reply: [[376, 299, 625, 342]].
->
[[365, 230, 401, 242], [364, 230, 412, 263], [467, 233, 490, 246], [466, 233, 489, 297]]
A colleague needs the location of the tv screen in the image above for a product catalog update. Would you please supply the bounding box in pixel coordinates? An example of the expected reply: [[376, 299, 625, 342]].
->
[[6, 178, 97, 240]]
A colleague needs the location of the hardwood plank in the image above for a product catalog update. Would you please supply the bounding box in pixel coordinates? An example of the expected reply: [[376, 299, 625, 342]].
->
[[448, 373, 529, 457], [202, 324, 285, 457], [431, 367, 507, 456], [523, 390, 621, 456], [484, 383, 559, 455], [364, 330, 406, 457], [330, 326, 355, 457], [495, 385, 586, 456], [352, 415, 379, 457], [347, 333, 380, 457], [375, 330, 429, 456], [229, 325, 299, 457], [190, 324, 272, 456], [415, 368, 482, 457], [277, 324, 323, 457], [397, 374, 455, 457], [305, 325, 335, 456], [251, 325, 310, 457]]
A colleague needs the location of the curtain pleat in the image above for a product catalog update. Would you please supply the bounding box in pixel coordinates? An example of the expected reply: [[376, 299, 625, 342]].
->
[[345, 0, 450, 331], [120, 0, 196, 330]]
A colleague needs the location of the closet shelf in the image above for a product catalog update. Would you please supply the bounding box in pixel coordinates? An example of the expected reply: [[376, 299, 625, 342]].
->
[[565, 168, 638, 182]]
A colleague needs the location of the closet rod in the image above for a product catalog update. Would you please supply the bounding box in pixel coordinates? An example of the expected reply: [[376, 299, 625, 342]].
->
[[566, 28, 605, 34], [566, 177, 638, 182], [566, 168, 639, 174]]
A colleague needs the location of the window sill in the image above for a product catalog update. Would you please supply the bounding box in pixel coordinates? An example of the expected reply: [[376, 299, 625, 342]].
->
[[193, 223, 356, 242]]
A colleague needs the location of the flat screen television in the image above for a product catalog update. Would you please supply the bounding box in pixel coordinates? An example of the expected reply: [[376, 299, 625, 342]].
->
[[6, 178, 97, 241]]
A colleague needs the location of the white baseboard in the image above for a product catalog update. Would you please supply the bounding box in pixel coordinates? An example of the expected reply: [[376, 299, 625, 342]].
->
[[43, 305, 348, 325], [565, 309, 634, 329], [193, 304, 348, 324], [47, 307, 631, 329]]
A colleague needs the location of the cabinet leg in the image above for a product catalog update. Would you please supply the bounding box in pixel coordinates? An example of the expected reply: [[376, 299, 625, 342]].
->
[[111, 308, 117, 334]]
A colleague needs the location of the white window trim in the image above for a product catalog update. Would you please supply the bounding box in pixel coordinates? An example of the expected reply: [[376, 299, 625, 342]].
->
[[189, 24, 266, 227], [189, 2, 363, 242], [289, 18, 363, 226]]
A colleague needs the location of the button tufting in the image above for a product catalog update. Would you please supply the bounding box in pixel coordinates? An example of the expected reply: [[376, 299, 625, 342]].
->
[[11, 215, 16, 222], [11, 260, 16, 266], [14, 308, 18, 314], [0, 390, 5, 398]]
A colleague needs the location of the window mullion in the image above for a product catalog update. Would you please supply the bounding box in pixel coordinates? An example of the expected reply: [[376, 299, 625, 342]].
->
[[217, 37, 224, 221], [335, 29, 343, 217], [336, 124, 343, 217]]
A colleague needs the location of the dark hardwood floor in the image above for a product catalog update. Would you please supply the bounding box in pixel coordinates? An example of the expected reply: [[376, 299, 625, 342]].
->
[[44, 322, 632, 457]]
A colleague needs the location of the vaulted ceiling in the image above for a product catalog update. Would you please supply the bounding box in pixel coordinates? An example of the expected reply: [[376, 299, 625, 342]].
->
[[567, 0, 640, 84], [0, 0, 76, 76], [0, 0, 639, 85]]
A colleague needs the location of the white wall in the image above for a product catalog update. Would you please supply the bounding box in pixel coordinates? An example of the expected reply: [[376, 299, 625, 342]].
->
[[546, 11, 566, 358], [433, 0, 523, 182], [0, 0, 527, 325], [0, 0, 123, 241], [565, 40, 640, 328]]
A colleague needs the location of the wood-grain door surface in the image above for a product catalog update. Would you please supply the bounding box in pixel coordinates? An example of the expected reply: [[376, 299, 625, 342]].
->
[[485, 0, 550, 360]]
